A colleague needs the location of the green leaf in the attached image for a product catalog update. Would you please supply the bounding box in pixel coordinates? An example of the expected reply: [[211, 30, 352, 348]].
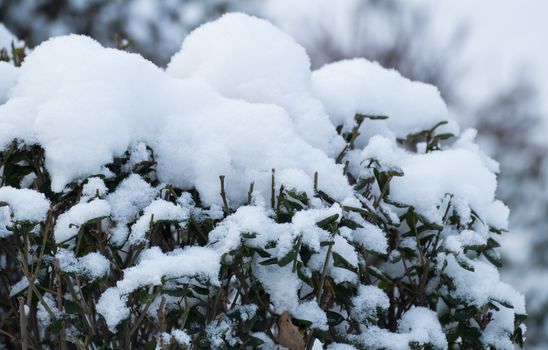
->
[[332, 252, 357, 272], [367, 266, 391, 283], [483, 248, 502, 268], [64, 299, 80, 315], [291, 318, 312, 328], [456, 256, 475, 272], [278, 248, 297, 267], [356, 113, 388, 121], [259, 257, 278, 266], [241, 232, 257, 239], [326, 310, 345, 325], [240, 334, 265, 346], [192, 285, 209, 296], [316, 213, 339, 230]]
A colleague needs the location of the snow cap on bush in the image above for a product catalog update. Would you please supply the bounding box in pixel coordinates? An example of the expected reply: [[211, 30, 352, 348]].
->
[[0, 13, 525, 350]]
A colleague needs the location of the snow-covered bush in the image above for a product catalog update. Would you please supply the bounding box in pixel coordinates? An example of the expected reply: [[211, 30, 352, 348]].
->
[[0, 14, 525, 349]]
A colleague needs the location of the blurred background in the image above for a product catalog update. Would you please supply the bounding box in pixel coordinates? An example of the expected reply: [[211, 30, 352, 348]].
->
[[0, 0, 546, 347]]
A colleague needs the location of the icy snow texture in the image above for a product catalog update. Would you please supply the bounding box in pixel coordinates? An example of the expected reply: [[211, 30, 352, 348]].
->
[[358, 134, 508, 229], [360, 135, 402, 173], [0, 30, 351, 205], [312, 58, 458, 145], [326, 344, 358, 350]]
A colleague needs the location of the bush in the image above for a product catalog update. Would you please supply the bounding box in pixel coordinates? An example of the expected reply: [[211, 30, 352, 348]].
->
[[0, 13, 525, 350]]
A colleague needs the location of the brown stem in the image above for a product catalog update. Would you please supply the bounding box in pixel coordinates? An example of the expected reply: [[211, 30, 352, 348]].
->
[[18, 297, 28, 350]]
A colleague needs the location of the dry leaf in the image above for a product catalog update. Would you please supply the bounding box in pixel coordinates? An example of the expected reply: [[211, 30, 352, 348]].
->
[[277, 311, 305, 350]]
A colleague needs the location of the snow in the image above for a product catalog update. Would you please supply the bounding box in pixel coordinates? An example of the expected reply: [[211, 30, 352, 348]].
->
[[351, 285, 389, 322], [351, 307, 447, 350], [54, 199, 111, 243], [294, 301, 328, 330], [389, 148, 508, 228], [253, 263, 300, 313], [157, 329, 191, 349], [444, 229, 488, 254], [95, 287, 129, 331], [326, 344, 358, 350], [80, 176, 108, 201], [128, 199, 189, 245], [107, 174, 158, 245], [0, 32, 352, 206], [440, 254, 525, 314], [396, 307, 448, 350], [360, 135, 403, 174], [0, 186, 50, 223], [9, 276, 29, 297], [312, 58, 458, 145], [208, 205, 286, 255], [97, 246, 220, 330], [0, 12, 525, 348], [309, 234, 358, 283], [167, 13, 343, 156], [56, 248, 110, 280], [352, 222, 388, 255]]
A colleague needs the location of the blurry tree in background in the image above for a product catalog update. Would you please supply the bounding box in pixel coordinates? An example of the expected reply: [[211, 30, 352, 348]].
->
[[0, 0, 248, 65], [1, 0, 548, 346]]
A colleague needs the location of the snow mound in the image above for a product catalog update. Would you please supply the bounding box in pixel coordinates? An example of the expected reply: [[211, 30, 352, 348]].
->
[[167, 13, 343, 155], [0, 187, 50, 237], [312, 58, 458, 145], [389, 148, 508, 228], [0, 33, 352, 205]]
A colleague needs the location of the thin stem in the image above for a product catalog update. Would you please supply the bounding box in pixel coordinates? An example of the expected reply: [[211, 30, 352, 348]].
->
[[271, 168, 276, 209], [219, 175, 229, 214], [18, 297, 28, 350], [247, 181, 255, 205], [317, 243, 333, 304]]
